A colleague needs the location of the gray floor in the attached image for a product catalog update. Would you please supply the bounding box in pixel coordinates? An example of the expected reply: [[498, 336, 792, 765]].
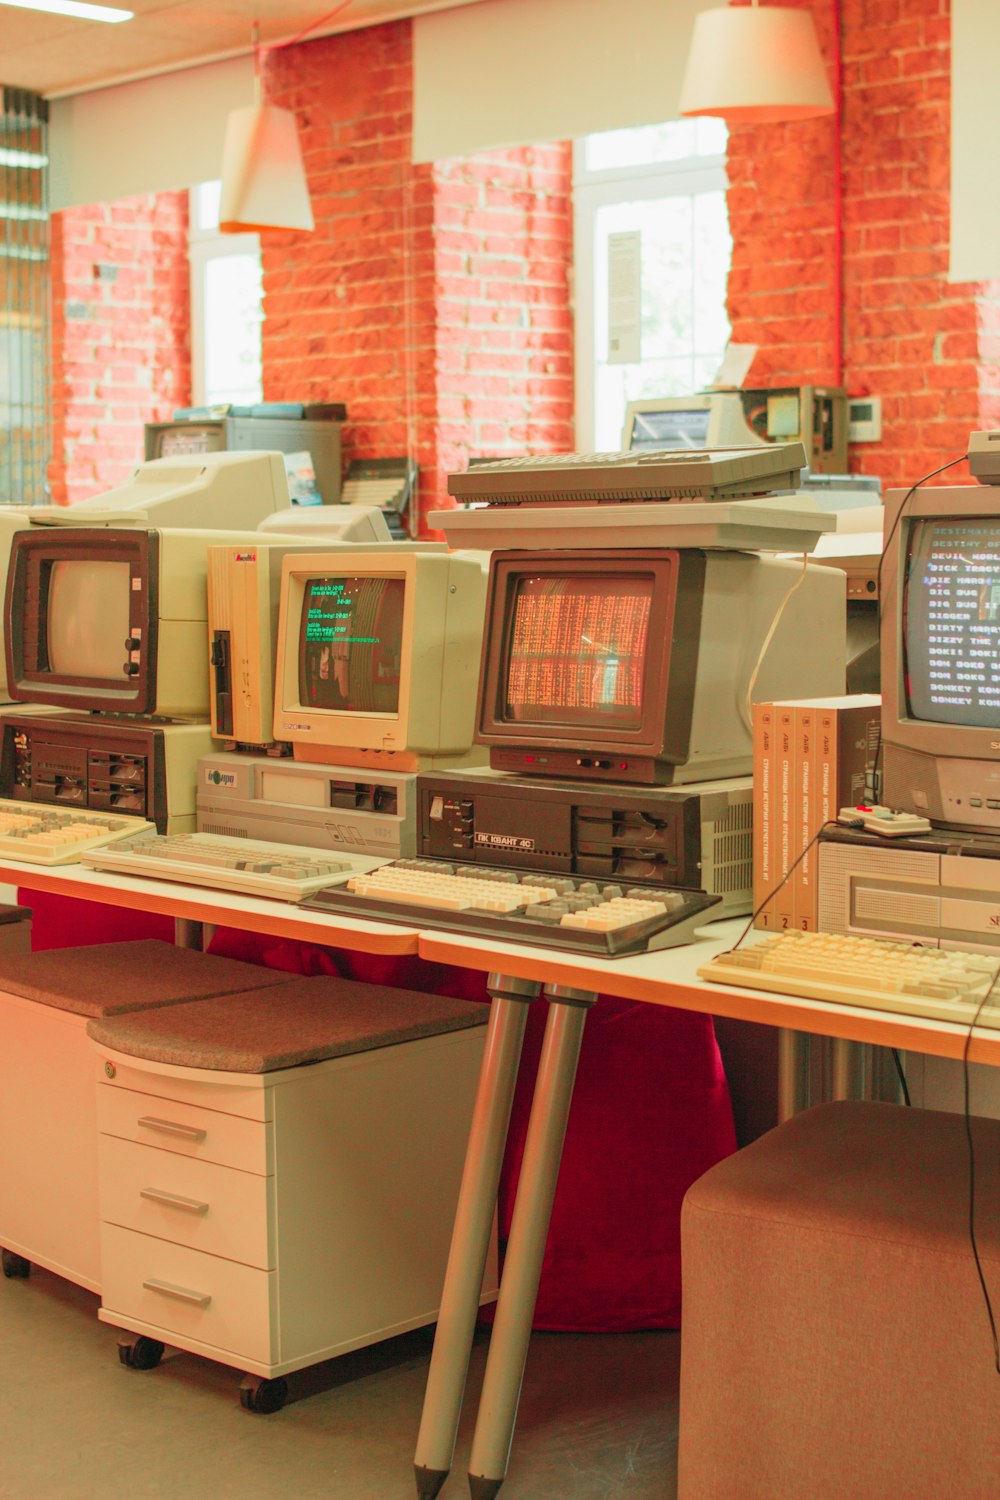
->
[[0, 1266, 680, 1500]]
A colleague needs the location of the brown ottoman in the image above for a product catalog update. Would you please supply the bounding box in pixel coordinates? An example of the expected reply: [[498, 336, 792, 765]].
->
[[678, 1100, 1000, 1500], [0, 940, 294, 1293]]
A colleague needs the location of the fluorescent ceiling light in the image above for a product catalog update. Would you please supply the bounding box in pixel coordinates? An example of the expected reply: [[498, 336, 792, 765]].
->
[[0, 0, 133, 22]]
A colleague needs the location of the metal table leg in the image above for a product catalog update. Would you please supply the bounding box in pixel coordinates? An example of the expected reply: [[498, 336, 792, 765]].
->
[[173, 918, 204, 950], [777, 1028, 812, 1121], [467, 983, 597, 1500], [413, 974, 541, 1500]]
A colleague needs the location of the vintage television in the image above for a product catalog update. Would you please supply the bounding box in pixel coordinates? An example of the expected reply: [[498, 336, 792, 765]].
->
[[475, 548, 846, 786], [623, 386, 847, 473], [4, 526, 271, 719], [145, 411, 342, 503], [881, 481, 1000, 833], [208, 538, 445, 747], [27, 451, 293, 532], [271, 551, 488, 771]]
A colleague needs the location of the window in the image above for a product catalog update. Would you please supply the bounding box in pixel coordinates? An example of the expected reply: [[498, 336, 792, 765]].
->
[[574, 119, 731, 451], [188, 181, 263, 407]]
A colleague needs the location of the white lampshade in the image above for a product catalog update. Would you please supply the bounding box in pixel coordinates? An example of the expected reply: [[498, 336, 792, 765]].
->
[[218, 103, 315, 234], [679, 5, 835, 124]]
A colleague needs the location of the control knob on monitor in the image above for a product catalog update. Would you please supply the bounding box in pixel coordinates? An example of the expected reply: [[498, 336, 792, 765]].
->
[[123, 662, 140, 677]]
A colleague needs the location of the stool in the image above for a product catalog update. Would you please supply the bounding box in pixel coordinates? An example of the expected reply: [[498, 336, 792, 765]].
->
[[678, 1100, 1000, 1500], [0, 940, 291, 1293], [87, 976, 493, 1410]]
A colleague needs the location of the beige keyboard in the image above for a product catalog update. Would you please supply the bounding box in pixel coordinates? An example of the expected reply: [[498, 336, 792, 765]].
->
[[81, 832, 388, 903], [699, 929, 1000, 1029], [0, 800, 154, 865]]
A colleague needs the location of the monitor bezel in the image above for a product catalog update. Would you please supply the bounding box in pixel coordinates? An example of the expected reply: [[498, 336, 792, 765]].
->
[[881, 483, 1000, 760], [272, 552, 418, 754], [5, 528, 159, 713], [476, 548, 705, 762]]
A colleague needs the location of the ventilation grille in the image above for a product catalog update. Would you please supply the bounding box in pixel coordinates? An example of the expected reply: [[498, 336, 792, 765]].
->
[[1, 88, 49, 505], [710, 802, 753, 895], [199, 822, 249, 839]]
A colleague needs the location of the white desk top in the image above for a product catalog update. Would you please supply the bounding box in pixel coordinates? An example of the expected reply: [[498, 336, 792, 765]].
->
[[6, 859, 999, 1067]]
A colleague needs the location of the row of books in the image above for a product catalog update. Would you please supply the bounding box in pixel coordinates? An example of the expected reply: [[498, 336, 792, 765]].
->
[[752, 694, 881, 931]]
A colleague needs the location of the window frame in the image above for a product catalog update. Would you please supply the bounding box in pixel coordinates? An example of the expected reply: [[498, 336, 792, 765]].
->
[[572, 135, 729, 452]]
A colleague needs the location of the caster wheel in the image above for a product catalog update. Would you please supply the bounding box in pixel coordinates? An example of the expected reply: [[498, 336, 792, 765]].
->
[[2, 1250, 30, 1278], [239, 1375, 289, 1414], [118, 1336, 165, 1370]]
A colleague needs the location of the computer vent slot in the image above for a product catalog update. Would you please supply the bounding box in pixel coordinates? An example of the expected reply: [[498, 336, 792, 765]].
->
[[710, 806, 753, 895], [199, 822, 249, 839], [855, 887, 940, 927]]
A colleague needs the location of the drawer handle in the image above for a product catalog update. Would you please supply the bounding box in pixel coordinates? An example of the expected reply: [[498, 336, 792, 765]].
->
[[139, 1188, 209, 1215], [137, 1116, 206, 1143], [142, 1278, 211, 1308]]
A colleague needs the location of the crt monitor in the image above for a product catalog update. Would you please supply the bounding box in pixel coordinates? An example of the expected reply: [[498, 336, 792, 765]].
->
[[4, 525, 271, 718], [26, 451, 292, 532], [475, 548, 846, 786], [881, 482, 1000, 833], [0, 508, 34, 703], [272, 551, 488, 772]]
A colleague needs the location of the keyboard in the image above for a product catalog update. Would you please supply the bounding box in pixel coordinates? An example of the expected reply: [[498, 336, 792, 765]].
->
[[81, 833, 388, 903], [698, 929, 1000, 1029], [0, 800, 154, 865], [447, 444, 806, 506], [302, 858, 721, 956]]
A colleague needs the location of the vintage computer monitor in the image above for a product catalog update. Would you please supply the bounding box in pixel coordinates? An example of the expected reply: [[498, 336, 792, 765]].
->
[[881, 480, 1000, 833], [0, 508, 36, 703], [4, 525, 275, 719], [145, 411, 342, 503], [475, 547, 846, 786], [208, 538, 446, 746], [623, 387, 847, 473], [26, 451, 293, 532], [271, 551, 488, 771]]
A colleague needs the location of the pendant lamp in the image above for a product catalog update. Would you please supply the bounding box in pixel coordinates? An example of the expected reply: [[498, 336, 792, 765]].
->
[[679, 1, 834, 124], [218, 31, 314, 233]]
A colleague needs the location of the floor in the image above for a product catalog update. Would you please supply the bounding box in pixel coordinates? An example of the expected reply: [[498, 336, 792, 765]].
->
[[0, 1266, 681, 1500]]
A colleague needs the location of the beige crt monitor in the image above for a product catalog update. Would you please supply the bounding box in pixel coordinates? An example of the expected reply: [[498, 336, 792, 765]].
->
[[26, 451, 293, 531], [272, 551, 488, 771], [208, 539, 447, 748]]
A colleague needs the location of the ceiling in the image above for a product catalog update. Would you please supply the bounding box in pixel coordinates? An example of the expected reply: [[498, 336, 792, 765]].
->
[[1, 0, 479, 99]]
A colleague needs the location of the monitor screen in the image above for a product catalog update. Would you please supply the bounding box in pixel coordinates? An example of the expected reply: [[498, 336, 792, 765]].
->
[[501, 573, 654, 730], [47, 560, 132, 681], [903, 515, 1000, 729], [155, 424, 224, 458], [298, 575, 405, 713], [628, 407, 710, 450]]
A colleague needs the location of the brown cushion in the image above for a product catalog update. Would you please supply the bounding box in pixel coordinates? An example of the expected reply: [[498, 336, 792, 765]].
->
[[0, 939, 287, 1019], [87, 975, 489, 1072], [678, 1101, 1000, 1500]]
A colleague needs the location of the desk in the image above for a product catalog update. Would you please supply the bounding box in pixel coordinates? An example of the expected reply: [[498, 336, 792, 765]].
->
[[5, 856, 998, 1500]]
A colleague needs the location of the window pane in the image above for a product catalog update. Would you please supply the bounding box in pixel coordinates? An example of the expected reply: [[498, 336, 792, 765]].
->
[[585, 116, 725, 172], [203, 252, 263, 406], [195, 180, 222, 233], [592, 190, 731, 449]]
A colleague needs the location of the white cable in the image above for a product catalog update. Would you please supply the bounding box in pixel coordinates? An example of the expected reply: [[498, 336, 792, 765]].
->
[[742, 551, 811, 732]]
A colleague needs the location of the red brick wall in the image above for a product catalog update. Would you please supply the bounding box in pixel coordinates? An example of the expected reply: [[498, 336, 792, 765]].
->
[[48, 192, 190, 505], [259, 22, 573, 529], [727, 0, 990, 490]]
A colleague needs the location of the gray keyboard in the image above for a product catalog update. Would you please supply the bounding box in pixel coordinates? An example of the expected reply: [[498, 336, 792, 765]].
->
[[81, 832, 387, 903], [447, 443, 806, 506]]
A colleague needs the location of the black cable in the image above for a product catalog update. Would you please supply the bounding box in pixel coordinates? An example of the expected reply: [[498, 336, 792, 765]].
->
[[962, 969, 1000, 1375], [890, 1047, 911, 1107], [869, 452, 969, 797]]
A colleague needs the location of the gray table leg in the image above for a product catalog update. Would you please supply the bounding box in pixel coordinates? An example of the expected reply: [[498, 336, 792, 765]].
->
[[173, 918, 204, 950], [413, 974, 541, 1500], [831, 1037, 870, 1100], [777, 1028, 811, 1121], [467, 983, 597, 1500]]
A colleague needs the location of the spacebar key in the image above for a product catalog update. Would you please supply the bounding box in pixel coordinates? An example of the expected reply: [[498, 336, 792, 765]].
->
[[346, 878, 473, 911]]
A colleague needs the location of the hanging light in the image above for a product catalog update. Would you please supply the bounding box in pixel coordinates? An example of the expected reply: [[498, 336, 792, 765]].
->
[[679, 2, 834, 124], [218, 23, 315, 234]]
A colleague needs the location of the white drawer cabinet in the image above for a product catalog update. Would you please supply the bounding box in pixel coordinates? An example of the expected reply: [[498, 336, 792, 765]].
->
[[93, 1024, 495, 1386]]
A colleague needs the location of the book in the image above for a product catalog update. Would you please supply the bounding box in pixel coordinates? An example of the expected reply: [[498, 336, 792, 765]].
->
[[752, 695, 881, 932], [752, 701, 776, 926]]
